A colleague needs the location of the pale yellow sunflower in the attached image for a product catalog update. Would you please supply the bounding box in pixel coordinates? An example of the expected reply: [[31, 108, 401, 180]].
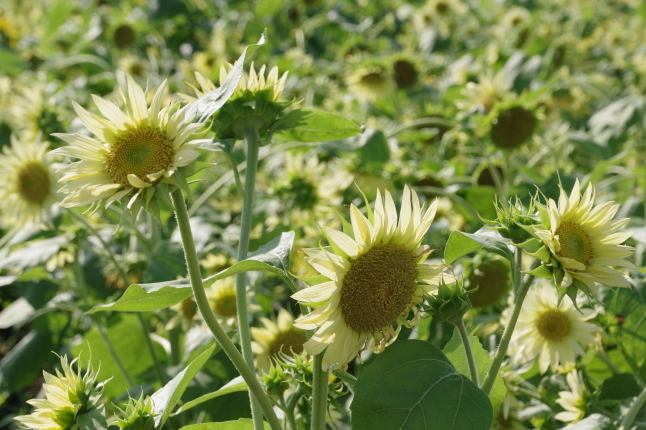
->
[[345, 66, 395, 103], [292, 186, 449, 370], [555, 371, 588, 423], [502, 280, 601, 374], [14, 355, 106, 430], [251, 308, 308, 371], [0, 134, 57, 227], [532, 179, 635, 295], [455, 70, 510, 114], [51, 76, 205, 217]]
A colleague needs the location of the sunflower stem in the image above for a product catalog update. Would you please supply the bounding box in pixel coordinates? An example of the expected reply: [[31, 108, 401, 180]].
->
[[310, 354, 329, 430], [170, 188, 282, 430], [69, 209, 167, 386], [621, 385, 646, 430], [481, 259, 539, 395], [237, 127, 265, 430], [454, 318, 479, 385]]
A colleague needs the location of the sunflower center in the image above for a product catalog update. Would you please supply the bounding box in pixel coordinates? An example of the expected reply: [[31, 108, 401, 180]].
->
[[535, 310, 572, 342], [17, 161, 51, 204], [213, 295, 238, 318], [467, 260, 509, 307], [105, 126, 174, 187], [555, 221, 593, 266], [340, 243, 419, 333], [267, 328, 308, 359]]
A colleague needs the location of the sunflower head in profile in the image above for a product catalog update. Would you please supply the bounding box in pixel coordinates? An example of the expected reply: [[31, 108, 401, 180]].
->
[[251, 308, 308, 371], [455, 70, 510, 114], [0, 134, 57, 227], [185, 63, 290, 140], [555, 371, 589, 423], [292, 186, 449, 370], [528, 179, 635, 302], [51, 75, 206, 222], [502, 280, 601, 374], [14, 354, 107, 430]]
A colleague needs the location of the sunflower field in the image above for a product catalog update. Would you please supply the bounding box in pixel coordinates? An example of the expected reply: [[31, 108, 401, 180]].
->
[[1, 0, 646, 429]]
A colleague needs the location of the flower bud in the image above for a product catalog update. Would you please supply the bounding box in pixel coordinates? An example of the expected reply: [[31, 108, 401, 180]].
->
[[423, 279, 472, 324], [114, 395, 157, 430]]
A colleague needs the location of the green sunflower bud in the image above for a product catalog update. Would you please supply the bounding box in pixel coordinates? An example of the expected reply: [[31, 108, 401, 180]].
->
[[261, 360, 290, 395], [480, 198, 538, 243], [114, 395, 157, 430], [423, 279, 472, 323]]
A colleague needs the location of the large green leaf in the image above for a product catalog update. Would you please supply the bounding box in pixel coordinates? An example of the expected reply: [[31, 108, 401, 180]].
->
[[180, 419, 270, 430], [173, 376, 247, 415], [271, 109, 361, 143], [77, 407, 108, 430], [152, 344, 216, 429], [444, 229, 515, 266], [89, 232, 295, 313], [71, 314, 166, 399], [443, 327, 506, 418], [351, 340, 493, 430]]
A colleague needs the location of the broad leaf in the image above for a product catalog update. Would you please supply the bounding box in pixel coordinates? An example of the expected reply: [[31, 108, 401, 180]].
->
[[89, 232, 295, 313], [182, 32, 266, 123], [271, 109, 361, 143], [77, 408, 108, 430], [599, 373, 642, 401], [443, 327, 506, 418], [180, 419, 270, 430], [351, 340, 493, 430], [173, 376, 247, 415], [444, 229, 515, 266], [152, 343, 216, 428]]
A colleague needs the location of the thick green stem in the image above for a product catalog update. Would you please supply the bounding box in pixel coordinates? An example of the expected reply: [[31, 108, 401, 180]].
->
[[285, 386, 304, 430], [310, 354, 329, 430], [170, 189, 281, 430], [513, 248, 522, 292], [454, 318, 479, 386], [481, 261, 538, 395], [621, 386, 646, 430], [69, 210, 166, 386], [237, 128, 264, 430]]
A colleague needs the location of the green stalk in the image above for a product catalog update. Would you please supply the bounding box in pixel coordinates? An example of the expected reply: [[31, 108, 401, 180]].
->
[[310, 354, 329, 430], [237, 128, 264, 430], [454, 318, 478, 385], [69, 210, 166, 385], [621, 386, 646, 430], [285, 386, 305, 430], [170, 188, 282, 430], [513, 248, 522, 292], [481, 262, 537, 394]]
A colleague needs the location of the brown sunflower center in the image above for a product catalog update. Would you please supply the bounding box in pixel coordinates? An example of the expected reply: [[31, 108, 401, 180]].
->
[[267, 328, 308, 359], [340, 243, 419, 333], [555, 221, 593, 266], [105, 126, 174, 187], [535, 310, 572, 342], [17, 161, 51, 204], [467, 259, 509, 307], [213, 294, 237, 318]]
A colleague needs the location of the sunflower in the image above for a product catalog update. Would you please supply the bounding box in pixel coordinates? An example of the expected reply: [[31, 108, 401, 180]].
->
[[555, 371, 588, 423], [345, 66, 394, 103], [531, 179, 635, 296], [184, 63, 289, 139], [455, 70, 509, 114], [251, 308, 308, 371], [0, 134, 57, 227], [51, 75, 205, 219], [14, 354, 106, 430], [202, 277, 260, 328], [292, 186, 449, 370], [502, 280, 601, 374]]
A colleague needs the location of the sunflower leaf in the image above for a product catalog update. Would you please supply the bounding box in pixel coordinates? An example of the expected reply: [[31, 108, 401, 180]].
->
[[444, 229, 515, 266], [88, 232, 295, 313], [351, 339, 493, 430], [172, 376, 248, 415], [443, 327, 506, 419], [178, 419, 270, 430], [270, 108, 362, 143]]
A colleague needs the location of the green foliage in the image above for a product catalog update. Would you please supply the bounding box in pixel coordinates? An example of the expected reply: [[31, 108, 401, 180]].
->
[[180, 419, 271, 430], [271, 109, 362, 143], [444, 230, 515, 266], [443, 328, 506, 418], [351, 340, 493, 430], [173, 376, 248, 416]]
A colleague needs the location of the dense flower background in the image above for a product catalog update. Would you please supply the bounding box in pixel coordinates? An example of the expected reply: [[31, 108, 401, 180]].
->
[[1, 0, 646, 429]]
